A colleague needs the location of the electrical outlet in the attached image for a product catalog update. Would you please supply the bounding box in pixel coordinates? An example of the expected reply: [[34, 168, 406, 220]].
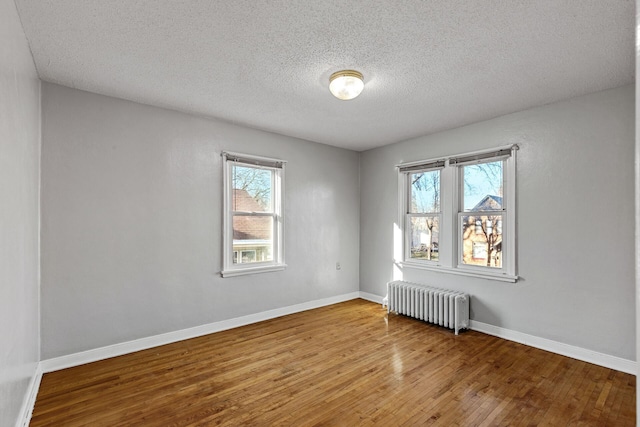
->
[[336, 262, 341, 270]]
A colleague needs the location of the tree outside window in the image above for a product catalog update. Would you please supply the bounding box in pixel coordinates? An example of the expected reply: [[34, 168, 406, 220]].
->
[[460, 161, 504, 268]]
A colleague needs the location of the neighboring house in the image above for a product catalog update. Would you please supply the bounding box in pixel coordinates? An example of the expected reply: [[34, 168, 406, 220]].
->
[[472, 195, 502, 211], [233, 189, 272, 263], [461, 195, 503, 268]]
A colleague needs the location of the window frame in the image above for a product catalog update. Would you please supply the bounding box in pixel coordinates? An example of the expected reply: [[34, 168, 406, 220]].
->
[[397, 145, 518, 282], [404, 167, 442, 265], [456, 158, 507, 274], [221, 151, 286, 278]]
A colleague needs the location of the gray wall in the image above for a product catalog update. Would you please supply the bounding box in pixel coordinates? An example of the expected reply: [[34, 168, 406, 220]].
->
[[40, 83, 360, 359], [360, 85, 635, 360], [635, 0, 640, 415], [0, 0, 41, 425]]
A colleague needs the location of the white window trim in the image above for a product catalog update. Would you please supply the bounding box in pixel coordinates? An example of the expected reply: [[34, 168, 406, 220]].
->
[[221, 151, 286, 278], [397, 144, 518, 282]]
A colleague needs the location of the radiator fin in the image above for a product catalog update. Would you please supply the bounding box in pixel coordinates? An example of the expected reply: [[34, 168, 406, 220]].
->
[[386, 280, 470, 335]]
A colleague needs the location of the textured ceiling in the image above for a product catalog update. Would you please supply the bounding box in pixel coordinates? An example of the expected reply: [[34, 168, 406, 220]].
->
[[15, 0, 634, 151]]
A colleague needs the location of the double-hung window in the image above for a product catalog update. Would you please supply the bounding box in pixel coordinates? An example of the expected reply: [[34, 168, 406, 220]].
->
[[398, 145, 517, 282], [401, 160, 444, 263], [222, 152, 285, 277]]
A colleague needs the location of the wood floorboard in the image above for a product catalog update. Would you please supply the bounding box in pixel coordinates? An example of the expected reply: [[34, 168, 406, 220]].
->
[[31, 299, 635, 426]]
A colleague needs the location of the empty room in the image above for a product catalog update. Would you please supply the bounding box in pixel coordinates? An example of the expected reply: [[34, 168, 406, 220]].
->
[[2, 0, 638, 426]]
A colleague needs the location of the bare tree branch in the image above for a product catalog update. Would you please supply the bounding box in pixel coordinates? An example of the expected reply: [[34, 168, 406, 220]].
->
[[233, 166, 272, 209]]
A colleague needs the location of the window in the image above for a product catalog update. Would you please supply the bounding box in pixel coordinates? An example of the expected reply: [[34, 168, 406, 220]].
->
[[222, 152, 285, 277], [459, 159, 504, 269], [406, 166, 442, 262], [398, 146, 517, 282]]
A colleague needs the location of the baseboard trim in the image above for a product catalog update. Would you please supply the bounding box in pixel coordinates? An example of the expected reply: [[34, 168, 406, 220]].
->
[[469, 320, 636, 375], [41, 292, 360, 373], [16, 363, 43, 427], [39, 291, 636, 376], [360, 291, 635, 375], [358, 291, 385, 305]]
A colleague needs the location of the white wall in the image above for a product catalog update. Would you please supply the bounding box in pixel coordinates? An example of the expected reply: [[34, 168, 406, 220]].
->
[[360, 85, 635, 361], [0, 0, 41, 425], [40, 83, 360, 359]]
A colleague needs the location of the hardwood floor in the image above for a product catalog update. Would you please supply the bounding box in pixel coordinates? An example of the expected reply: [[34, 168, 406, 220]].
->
[[31, 299, 635, 426]]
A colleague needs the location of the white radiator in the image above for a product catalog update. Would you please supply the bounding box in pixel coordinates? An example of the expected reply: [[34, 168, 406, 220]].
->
[[386, 280, 469, 335]]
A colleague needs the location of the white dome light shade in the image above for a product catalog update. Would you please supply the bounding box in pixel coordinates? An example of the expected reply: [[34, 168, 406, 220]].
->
[[329, 70, 364, 100]]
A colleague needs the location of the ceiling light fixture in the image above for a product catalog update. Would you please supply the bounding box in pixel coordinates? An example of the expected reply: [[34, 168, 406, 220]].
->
[[329, 70, 364, 100]]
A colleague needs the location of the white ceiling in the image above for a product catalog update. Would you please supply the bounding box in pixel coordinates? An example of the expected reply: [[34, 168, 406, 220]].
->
[[15, 0, 634, 152]]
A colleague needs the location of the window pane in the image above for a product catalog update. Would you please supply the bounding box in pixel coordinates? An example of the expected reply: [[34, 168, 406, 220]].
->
[[461, 214, 503, 268], [232, 216, 273, 264], [409, 216, 439, 261], [463, 161, 503, 211], [410, 170, 440, 213], [232, 165, 272, 212]]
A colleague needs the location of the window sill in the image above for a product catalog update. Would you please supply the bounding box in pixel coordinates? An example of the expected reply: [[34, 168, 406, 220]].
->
[[398, 261, 518, 283], [221, 264, 287, 278]]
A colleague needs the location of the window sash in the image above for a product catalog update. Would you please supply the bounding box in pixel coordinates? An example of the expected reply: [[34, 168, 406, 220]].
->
[[231, 212, 279, 266], [405, 213, 441, 263], [459, 159, 505, 213], [230, 160, 277, 213], [457, 212, 507, 272], [407, 169, 441, 214]]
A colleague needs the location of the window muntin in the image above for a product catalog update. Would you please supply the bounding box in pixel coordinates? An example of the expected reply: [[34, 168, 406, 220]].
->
[[222, 152, 285, 277]]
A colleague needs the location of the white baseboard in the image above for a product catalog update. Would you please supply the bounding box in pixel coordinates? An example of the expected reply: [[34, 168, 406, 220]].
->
[[16, 363, 43, 427], [39, 291, 636, 376], [41, 292, 360, 373], [470, 320, 636, 375], [360, 291, 636, 375], [358, 291, 385, 305]]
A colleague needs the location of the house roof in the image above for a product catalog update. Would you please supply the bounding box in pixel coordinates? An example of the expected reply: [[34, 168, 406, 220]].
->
[[472, 195, 503, 211], [232, 189, 271, 241], [233, 188, 266, 213]]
